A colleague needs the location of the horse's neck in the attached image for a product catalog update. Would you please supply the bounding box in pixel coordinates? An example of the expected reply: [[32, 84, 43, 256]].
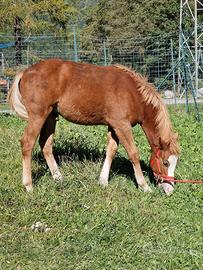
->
[[141, 109, 160, 152]]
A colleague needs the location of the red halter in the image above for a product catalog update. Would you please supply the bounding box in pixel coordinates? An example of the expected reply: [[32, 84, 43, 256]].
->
[[150, 149, 203, 184], [150, 149, 175, 184]]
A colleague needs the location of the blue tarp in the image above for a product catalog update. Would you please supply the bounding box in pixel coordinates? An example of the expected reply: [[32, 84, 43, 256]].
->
[[0, 42, 15, 49]]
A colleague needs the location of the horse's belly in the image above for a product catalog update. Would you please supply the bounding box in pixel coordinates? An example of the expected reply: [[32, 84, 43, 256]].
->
[[58, 103, 107, 125]]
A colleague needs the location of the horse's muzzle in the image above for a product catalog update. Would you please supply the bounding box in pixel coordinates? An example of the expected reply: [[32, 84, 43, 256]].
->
[[153, 172, 175, 195]]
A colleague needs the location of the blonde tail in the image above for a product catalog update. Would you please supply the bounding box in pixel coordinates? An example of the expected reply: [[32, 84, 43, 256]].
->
[[7, 72, 28, 120]]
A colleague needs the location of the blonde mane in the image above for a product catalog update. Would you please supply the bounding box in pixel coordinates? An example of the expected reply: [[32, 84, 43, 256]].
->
[[114, 64, 180, 154]]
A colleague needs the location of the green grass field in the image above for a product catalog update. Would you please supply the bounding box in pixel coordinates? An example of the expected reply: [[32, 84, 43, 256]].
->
[[0, 108, 202, 270]]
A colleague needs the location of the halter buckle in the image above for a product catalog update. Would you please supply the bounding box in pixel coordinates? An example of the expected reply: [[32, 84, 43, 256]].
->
[[153, 172, 175, 185]]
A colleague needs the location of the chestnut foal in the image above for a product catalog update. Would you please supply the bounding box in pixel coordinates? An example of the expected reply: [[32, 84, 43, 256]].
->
[[8, 59, 179, 194]]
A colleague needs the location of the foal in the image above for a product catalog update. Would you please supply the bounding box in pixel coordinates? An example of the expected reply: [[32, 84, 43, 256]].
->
[[8, 59, 179, 194]]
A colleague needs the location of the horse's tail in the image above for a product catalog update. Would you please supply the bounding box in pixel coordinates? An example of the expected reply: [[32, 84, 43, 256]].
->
[[7, 71, 28, 120]]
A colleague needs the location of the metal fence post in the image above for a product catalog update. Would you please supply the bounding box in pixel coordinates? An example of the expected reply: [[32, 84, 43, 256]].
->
[[170, 39, 177, 108], [26, 43, 29, 67], [1, 53, 5, 75], [103, 41, 107, 66], [73, 25, 78, 62]]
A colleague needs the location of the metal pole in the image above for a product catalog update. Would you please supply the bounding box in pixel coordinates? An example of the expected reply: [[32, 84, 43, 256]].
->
[[178, 0, 183, 94], [183, 62, 189, 114], [1, 53, 5, 75], [103, 41, 107, 66], [170, 39, 177, 107], [73, 25, 78, 62], [194, 0, 198, 95], [157, 42, 160, 79], [26, 43, 29, 67], [186, 64, 201, 121]]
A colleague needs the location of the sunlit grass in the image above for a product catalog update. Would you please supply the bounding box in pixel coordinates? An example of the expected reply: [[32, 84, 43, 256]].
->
[[0, 110, 202, 270]]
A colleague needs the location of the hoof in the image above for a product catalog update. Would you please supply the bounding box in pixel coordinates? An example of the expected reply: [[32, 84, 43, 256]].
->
[[25, 185, 33, 192], [139, 184, 152, 193], [99, 178, 108, 187], [53, 171, 63, 181]]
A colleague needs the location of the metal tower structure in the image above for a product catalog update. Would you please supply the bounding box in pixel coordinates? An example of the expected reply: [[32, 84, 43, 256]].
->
[[179, 0, 203, 95]]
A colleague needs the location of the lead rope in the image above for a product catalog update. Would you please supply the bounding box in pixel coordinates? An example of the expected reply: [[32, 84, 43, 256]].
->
[[150, 150, 203, 184]]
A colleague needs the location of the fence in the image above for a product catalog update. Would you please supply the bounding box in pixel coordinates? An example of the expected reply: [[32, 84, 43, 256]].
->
[[0, 31, 202, 118], [0, 34, 174, 80]]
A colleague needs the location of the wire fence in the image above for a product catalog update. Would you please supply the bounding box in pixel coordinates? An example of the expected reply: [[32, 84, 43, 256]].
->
[[0, 31, 202, 118]]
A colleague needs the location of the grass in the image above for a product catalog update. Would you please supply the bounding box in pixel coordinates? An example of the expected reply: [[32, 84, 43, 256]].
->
[[0, 103, 9, 111], [0, 108, 203, 270]]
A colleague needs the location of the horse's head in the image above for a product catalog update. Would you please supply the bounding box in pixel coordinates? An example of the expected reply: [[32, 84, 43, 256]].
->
[[150, 141, 179, 195]]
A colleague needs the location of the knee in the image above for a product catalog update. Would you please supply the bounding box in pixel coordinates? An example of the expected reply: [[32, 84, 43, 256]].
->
[[42, 145, 52, 157], [40, 140, 53, 157], [129, 151, 140, 163], [20, 137, 32, 155], [39, 136, 53, 157], [107, 142, 118, 159]]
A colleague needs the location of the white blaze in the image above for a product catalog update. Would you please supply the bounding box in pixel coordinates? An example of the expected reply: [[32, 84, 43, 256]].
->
[[161, 155, 178, 195], [168, 155, 178, 177]]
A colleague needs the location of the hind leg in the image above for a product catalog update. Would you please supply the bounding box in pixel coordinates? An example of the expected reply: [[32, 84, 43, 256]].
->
[[113, 122, 151, 192], [21, 115, 48, 192], [39, 113, 62, 181], [99, 127, 119, 186]]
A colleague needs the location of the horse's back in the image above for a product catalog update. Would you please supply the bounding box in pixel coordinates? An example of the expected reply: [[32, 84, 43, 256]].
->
[[20, 59, 142, 125]]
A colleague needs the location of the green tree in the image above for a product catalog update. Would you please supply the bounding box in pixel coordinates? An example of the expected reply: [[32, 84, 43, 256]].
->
[[0, 0, 76, 64], [0, 0, 77, 34], [84, 0, 181, 39]]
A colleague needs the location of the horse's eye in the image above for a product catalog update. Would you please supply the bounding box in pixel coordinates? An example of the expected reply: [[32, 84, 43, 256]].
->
[[163, 160, 170, 167]]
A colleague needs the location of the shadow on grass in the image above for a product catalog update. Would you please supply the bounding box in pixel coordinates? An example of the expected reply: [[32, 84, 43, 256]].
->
[[111, 156, 156, 187], [32, 141, 155, 187]]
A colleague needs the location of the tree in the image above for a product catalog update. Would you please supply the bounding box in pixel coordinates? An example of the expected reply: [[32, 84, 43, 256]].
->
[[84, 0, 181, 39], [0, 0, 76, 64]]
